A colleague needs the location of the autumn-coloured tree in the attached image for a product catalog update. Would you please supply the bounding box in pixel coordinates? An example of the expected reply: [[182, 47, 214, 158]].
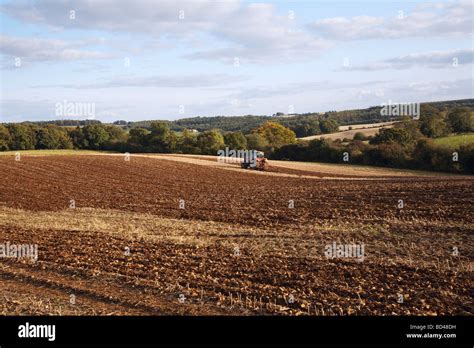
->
[[253, 121, 296, 149]]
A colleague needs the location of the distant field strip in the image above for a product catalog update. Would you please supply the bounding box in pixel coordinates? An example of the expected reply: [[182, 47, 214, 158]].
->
[[433, 133, 474, 148], [299, 124, 395, 141]]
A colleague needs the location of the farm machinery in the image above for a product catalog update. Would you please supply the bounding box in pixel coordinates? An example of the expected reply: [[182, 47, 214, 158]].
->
[[240, 150, 268, 171]]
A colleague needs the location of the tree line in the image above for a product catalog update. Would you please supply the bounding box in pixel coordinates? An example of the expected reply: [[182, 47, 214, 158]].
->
[[1, 104, 472, 174], [0, 120, 296, 156], [118, 114, 340, 138], [273, 106, 474, 174], [117, 98, 472, 137]]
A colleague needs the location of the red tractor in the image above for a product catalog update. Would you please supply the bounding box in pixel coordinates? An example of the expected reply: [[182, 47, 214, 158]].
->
[[240, 150, 268, 171]]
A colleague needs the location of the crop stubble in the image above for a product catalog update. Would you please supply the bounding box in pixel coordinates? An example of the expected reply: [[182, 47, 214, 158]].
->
[[0, 155, 472, 315]]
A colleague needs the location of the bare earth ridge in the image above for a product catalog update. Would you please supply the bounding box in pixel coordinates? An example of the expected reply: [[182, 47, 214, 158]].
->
[[0, 154, 472, 315]]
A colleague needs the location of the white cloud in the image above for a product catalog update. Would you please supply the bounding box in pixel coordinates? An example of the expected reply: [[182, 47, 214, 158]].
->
[[33, 73, 249, 89], [1, 0, 472, 122], [187, 3, 329, 63], [310, 0, 473, 40], [1, 0, 328, 64], [0, 34, 113, 66], [344, 48, 474, 71], [1, 0, 239, 34], [226, 79, 389, 101]]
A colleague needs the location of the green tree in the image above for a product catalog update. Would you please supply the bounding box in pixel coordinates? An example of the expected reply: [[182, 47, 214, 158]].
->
[[369, 128, 413, 145], [412, 139, 453, 172], [395, 116, 423, 142], [35, 128, 54, 149], [100, 125, 128, 150], [35, 125, 73, 149], [458, 143, 474, 174], [83, 124, 110, 150], [7, 124, 36, 150], [68, 127, 88, 149], [178, 129, 201, 154], [306, 138, 340, 162], [363, 143, 408, 167], [105, 125, 127, 143], [166, 131, 178, 153], [56, 127, 73, 149], [129, 128, 149, 147], [197, 129, 224, 155], [446, 107, 473, 133], [0, 124, 12, 151], [353, 132, 367, 141], [148, 121, 175, 152], [254, 121, 296, 149], [149, 121, 170, 140], [419, 105, 448, 138], [224, 131, 247, 150], [245, 133, 269, 151], [291, 119, 321, 137], [320, 119, 339, 133]]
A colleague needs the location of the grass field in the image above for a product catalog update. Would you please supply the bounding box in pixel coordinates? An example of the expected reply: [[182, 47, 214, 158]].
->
[[433, 133, 474, 148], [0, 151, 472, 316]]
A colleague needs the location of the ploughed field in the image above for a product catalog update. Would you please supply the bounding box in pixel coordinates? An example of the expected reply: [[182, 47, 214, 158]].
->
[[0, 154, 472, 315]]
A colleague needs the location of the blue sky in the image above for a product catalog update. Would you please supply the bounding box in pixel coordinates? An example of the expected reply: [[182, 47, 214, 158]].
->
[[0, 0, 472, 122]]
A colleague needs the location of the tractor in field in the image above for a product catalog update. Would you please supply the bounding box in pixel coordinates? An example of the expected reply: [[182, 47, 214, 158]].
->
[[240, 150, 268, 171]]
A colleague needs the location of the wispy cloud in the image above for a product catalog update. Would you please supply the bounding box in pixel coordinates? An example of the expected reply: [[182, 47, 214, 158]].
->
[[226, 79, 389, 101], [342, 48, 474, 71], [0, 34, 113, 67], [1, 0, 472, 122], [33, 73, 249, 89], [2, 0, 328, 64], [309, 0, 473, 40]]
